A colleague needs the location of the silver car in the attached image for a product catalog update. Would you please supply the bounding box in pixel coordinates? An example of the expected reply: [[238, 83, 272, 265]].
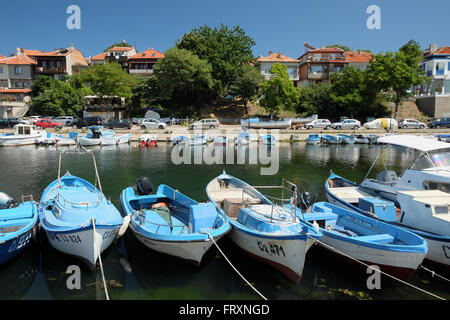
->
[[331, 119, 361, 130], [398, 118, 426, 129], [189, 119, 220, 130], [140, 118, 167, 129], [304, 119, 331, 130], [54, 116, 74, 126]]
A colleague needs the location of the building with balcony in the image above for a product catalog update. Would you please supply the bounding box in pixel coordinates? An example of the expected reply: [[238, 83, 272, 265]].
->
[[0, 54, 36, 118], [21, 45, 88, 80], [418, 44, 450, 95], [128, 48, 165, 76], [297, 44, 347, 86], [257, 51, 300, 86], [105, 46, 137, 71]]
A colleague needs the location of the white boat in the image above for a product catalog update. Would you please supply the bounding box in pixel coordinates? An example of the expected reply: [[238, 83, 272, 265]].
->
[[101, 133, 132, 146], [360, 135, 450, 203], [206, 172, 322, 283], [36, 132, 60, 145], [55, 132, 78, 146], [241, 118, 292, 129], [0, 124, 45, 147], [234, 132, 250, 145], [77, 126, 115, 146]]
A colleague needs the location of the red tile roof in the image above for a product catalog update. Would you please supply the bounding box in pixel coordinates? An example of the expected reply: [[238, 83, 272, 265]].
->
[[129, 49, 165, 60], [0, 54, 37, 65], [24, 49, 69, 57], [0, 54, 5, 59], [345, 51, 373, 63], [309, 48, 344, 53], [108, 46, 135, 52], [91, 52, 107, 61], [257, 52, 299, 63], [0, 88, 32, 94], [428, 46, 450, 56]]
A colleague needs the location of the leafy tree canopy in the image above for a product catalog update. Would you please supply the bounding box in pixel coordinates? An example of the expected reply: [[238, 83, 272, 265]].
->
[[103, 41, 134, 52]]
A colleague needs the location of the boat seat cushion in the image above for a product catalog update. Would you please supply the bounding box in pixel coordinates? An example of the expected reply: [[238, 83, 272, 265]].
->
[[331, 187, 369, 203], [0, 205, 34, 221], [357, 233, 395, 243]]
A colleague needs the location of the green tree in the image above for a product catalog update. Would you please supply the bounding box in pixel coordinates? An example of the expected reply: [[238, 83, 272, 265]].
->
[[176, 24, 256, 101], [368, 40, 426, 119], [153, 47, 214, 116], [103, 42, 133, 52], [231, 64, 264, 114], [260, 63, 300, 115], [297, 82, 335, 117], [79, 62, 138, 116]]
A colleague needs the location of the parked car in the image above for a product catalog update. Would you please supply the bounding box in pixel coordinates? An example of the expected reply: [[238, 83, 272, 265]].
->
[[363, 118, 398, 129], [428, 117, 450, 129], [132, 118, 144, 125], [35, 118, 64, 129], [331, 119, 361, 130], [0, 118, 27, 128], [188, 119, 220, 130], [28, 116, 44, 124], [304, 119, 331, 130], [106, 119, 132, 129], [54, 116, 74, 126], [72, 116, 105, 129], [398, 118, 426, 129], [140, 118, 167, 129]]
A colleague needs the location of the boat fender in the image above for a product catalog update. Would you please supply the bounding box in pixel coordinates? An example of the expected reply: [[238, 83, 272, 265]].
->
[[151, 202, 168, 209], [136, 176, 153, 195], [117, 215, 130, 239], [0, 192, 17, 209]]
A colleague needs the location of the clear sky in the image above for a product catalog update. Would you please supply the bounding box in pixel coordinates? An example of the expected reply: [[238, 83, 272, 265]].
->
[[1, 0, 449, 58]]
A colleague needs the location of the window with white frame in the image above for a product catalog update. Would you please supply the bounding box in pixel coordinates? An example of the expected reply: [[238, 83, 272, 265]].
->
[[15, 66, 22, 74]]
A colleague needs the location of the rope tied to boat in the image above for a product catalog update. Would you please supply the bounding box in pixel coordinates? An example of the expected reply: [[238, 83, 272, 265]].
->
[[92, 218, 110, 300], [301, 232, 446, 300], [201, 231, 268, 301], [419, 265, 450, 283]]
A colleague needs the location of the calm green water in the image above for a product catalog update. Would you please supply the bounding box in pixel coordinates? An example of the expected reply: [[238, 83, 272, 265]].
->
[[0, 142, 448, 300]]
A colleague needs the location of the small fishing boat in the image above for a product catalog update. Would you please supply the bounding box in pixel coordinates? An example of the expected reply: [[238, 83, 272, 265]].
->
[[234, 132, 250, 145], [101, 132, 132, 146], [0, 124, 45, 147], [77, 126, 115, 146], [190, 134, 208, 146], [354, 134, 369, 144], [0, 192, 38, 265], [36, 132, 60, 145], [284, 114, 318, 129], [55, 132, 78, 146], [434, 134, 450, 142], [367, 135, 379, 144], [39, 148, 128, 269], [241, 118, 292, 129], [321, 135, 342, 145], [259, 134, 276, 145], [206, 172, 322, 283], [300, 201, 427, 280], [213, 135, 228, 146], [306, 134, 321, 145], [120, 177, 231, 264], [326, 172, 450, 268], [140, 134, 158, 147], [338, 134, 355, 145], [172, 136, 188, 145]]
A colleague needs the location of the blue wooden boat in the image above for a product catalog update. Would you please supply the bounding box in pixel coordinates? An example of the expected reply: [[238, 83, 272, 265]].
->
[[299, 201, 427, 280], [367, 134, 379, 144], [0, 193, 38, 265], [206, 171, 322, 283], [338, 134, 355, 144], [77, 126, 115, 146], [39, 149, 128, 269], [234, 132, 250, 145], [259, 134, 276, 145], [354, 134, 369, 144], [120, 177, 231, 264], [306, 134, 321, 145], [172, 136, 188, 145], [325, 171, 450, 268], [213, 135, 228, 145], [321, 134, 342, 144], [190, 134, 208, 146]]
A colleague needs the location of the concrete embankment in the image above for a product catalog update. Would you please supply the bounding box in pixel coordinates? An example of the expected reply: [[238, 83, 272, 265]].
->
[[2, 125, 450, 142]]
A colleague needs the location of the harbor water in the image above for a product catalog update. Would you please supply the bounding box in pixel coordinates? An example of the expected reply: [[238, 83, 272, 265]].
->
[[0, 142, 448, 300]]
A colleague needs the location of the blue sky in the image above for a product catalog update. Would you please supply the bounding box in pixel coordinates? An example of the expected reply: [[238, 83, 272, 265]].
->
[[1, 0, 449, 58]]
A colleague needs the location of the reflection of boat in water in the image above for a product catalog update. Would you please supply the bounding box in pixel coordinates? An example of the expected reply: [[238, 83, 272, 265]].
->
[[40, 234, 126, 300]]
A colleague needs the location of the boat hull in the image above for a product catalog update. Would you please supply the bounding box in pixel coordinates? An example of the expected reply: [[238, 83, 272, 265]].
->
[[0, 135, 43, 147], [228, 227, 315, 284], [77, 138, 101, 146], [0, 229, 33, 265], [42, 224, 120, 269]]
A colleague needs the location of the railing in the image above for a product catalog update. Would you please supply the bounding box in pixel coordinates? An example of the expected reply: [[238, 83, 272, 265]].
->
[[129, 69, 153, 74], [242, 179, 299, 224]]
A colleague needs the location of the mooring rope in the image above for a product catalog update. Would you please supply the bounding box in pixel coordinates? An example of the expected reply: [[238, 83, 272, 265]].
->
[[308, 236, 446, 300], [202, 231, 268, 300], [419, 265, 450, 283], [92, 218, 110, 300]]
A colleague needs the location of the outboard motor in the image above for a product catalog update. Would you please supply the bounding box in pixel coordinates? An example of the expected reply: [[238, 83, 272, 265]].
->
[[0, 192, 17, 209], [136, 176, 153, 195]]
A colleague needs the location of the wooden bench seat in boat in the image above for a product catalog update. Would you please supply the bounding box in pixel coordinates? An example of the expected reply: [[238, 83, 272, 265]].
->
[[330, 187, 369, 203], [357, 233, 395, 243], [301, 212, 339, 222], [222, 197, 261, 219], [0, 207, 34, 221]]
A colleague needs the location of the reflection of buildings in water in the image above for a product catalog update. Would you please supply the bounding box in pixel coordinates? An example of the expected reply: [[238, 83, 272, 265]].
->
[[40, 235, 126, 300], [0, 245, 37, 299]]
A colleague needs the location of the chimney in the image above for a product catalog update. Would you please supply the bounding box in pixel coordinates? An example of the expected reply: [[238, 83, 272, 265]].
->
[[16, 47, 25, 56], [69, 44, 75, 50], [429, 43, 438, 53], [269, 50, 273, 56]]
